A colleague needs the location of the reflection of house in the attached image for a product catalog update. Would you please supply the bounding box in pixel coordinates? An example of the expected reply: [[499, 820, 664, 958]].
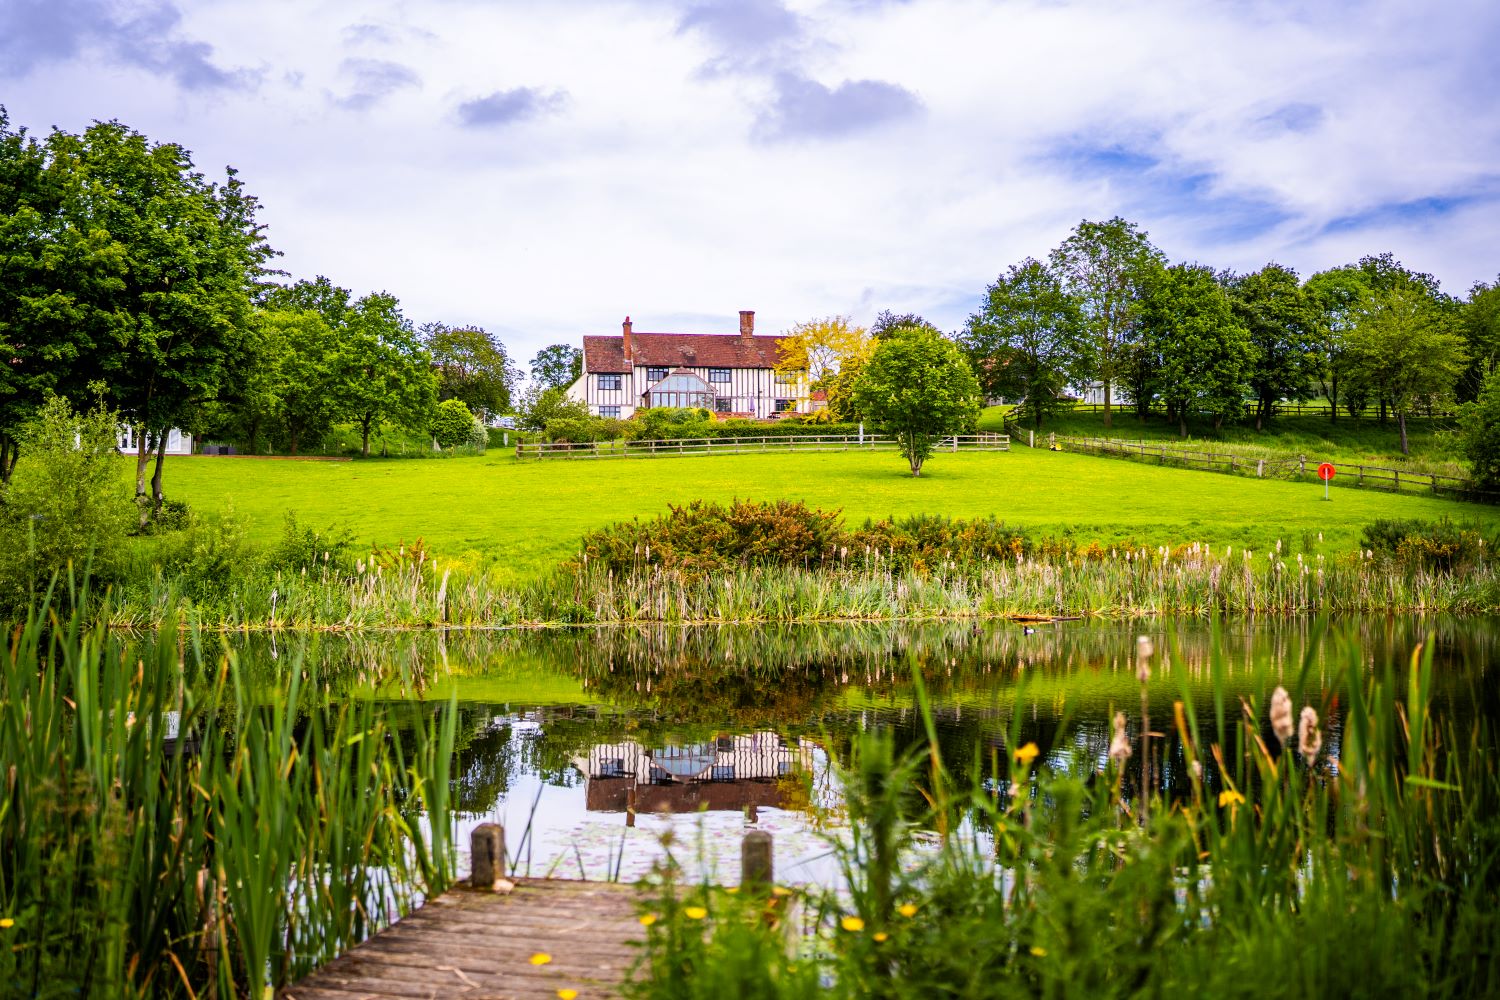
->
[[566, 310, 811, 420], [572, 732, 817, 814], [118, 426, 193, 456]]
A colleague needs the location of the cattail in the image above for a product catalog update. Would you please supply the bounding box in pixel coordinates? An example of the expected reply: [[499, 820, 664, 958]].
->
[[1269, 686, 1294, 745], [1298, 706, 1322, 765], [1109, 711, 1132, 764], [1135, 635, 1153, 682]]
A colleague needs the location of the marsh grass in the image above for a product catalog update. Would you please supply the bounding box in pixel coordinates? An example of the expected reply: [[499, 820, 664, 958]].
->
[[0, 585, 457, 998], [628, 626, 1500, 998]]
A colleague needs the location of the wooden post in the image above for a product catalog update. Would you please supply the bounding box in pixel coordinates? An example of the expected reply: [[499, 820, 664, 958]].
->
[[1299, 455, 1306, 478], [626, 787, 637, 828], [1257, 459, 1264, 478], [471, 823, 507, 889], [1393, 469, 1400, 490], [741, 830, 773, 892]]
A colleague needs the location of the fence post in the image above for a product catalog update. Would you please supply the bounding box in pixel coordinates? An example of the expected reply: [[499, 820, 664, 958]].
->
[[1257, 459, 1264, 478], [471, 823, 507, 889], [1299, 455, 1306, 478], [1394, 469, 1400, 490], [1431, 474, 1438, 494], [1029, 430, 1034, 449], [741, 830, 773, 892]]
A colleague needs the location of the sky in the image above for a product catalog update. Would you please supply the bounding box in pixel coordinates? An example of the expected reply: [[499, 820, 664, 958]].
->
[[3, 0, 1499, 373]]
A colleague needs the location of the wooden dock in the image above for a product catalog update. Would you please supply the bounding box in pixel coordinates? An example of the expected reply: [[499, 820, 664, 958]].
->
[[282, 823, 774, 1000], [282, 878, 643, 1000]]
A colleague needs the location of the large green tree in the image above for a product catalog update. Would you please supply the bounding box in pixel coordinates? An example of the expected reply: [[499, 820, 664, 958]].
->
[[1303, 266, 1368, 423], [423, 322, 520, 418], [260, 308, 341, 455], [1227, 263, 1318, 430], [529, 344, 583, 392], [1048, 217, 1164, 429], [1139, 263, 1252, 435], [1460, 276, 1500, 403], [848, 327, 981, 477], [961, 258, 1085, 428], [333, 293, 437, 458], [870, 310, 940, 340], [1346, 284, 1466, 454]]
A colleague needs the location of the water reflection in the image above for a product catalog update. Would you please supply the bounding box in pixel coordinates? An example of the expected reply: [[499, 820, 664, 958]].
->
[[205, 616, 1496, 881]]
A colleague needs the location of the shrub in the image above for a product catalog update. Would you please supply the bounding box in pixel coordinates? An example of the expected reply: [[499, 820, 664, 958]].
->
[[467, 416, 488, 452], [431, 399, 475, 448], [1463, 370, 1500, 489], [269, 510, 357, 574], [0, 395, 134, 608], [518, 384, 589, 431], [1359, 517, 1490, 572]]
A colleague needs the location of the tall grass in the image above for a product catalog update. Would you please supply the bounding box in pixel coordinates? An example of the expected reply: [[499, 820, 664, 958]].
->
[[0, 586, 457, 998], [628, 627, 1500, 998]]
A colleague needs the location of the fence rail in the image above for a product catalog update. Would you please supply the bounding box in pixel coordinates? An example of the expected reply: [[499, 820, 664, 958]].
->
[[516, 432, 1010, 460], [1054, 402, 1458, 420], [1049, 434, 1496, 503]]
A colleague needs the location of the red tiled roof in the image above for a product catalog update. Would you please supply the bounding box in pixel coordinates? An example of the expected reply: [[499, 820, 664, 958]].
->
[[582, 333, 788, 374]]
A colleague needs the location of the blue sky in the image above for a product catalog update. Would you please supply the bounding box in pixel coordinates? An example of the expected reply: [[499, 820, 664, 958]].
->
[[3, 0, 1497, 370]]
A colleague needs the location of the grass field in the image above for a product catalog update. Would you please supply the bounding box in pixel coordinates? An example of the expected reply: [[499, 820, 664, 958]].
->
[[982, 405, 1471, 475], [157, 445, 1500, 583]]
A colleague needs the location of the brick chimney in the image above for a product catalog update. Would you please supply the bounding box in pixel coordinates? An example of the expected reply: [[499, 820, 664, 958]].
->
[[622, 316, 633, 360], [739, 310, 755, 340]]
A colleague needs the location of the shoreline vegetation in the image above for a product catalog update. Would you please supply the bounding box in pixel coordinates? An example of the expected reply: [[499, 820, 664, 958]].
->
[[78, 501, 1500, 630]]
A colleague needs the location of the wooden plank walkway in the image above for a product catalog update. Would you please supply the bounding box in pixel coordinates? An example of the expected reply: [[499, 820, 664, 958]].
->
[[281, 879, 644, 1000]]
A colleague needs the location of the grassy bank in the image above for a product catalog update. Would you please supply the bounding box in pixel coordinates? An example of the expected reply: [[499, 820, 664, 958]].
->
[[0, 597, 457, 998], [628, 631, 1500, 999], [155, 447, 1499, 580]]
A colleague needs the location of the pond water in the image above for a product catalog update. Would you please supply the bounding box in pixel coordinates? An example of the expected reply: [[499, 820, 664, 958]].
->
[[217, 616, 1498, 885]]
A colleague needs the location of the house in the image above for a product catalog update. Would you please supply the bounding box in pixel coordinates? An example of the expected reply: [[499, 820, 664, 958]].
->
[[117, 426, 193, 456], [571, 732, 819, 814], [566, 310, 810, 420]]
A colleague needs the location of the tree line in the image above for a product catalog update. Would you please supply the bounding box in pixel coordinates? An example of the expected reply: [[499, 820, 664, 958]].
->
[[958, 217, 1498, 455], [0, 109, 585, 511]]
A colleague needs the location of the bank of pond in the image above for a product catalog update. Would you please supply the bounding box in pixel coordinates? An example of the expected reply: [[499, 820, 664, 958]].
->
[[2, 612, 1497, 998]]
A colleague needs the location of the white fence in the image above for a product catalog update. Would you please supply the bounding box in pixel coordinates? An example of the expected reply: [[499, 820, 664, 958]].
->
[[516, 433, 1010, 460]]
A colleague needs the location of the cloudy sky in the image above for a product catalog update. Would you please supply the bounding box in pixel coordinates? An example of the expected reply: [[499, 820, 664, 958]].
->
[[4, 0, 1498, 369]]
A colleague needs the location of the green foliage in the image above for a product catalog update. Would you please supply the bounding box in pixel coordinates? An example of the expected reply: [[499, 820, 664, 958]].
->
[[1228, 263, 1320, 428], [1463, 369, 1500, 489], [269, 510, 357, 575], [0, 395, 133, 609], [529, 343, 583, 390], [1140, 262, 1253, 433], [1461, 275, 1500, 402], [334, 292, 439, 457], [422, 322, 521, 418], [0, 601, 457, 997], [517, 383, 590, 431], [1359, 517, 1490, 572], [544, 415, 635, 443], [467, 415, 489, 452], [431, 398, 476, 448], [962, 257, 1085, 428], [849, 328, 982, 476]]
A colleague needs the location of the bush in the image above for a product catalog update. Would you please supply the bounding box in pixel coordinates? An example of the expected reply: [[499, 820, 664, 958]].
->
[[269, 510, 357, 574], [1462, 372, 1500, 489], [0, 395, 134, 609], [518, 384, 589, 431], [467, 416, 488, 453], [1359, 517, 1490, 572], [431, 399, 475, 448]]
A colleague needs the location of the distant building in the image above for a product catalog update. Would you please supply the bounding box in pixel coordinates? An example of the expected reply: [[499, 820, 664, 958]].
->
[[572, 733, 818, 814], [566, 310, 811, 420], [117, 426, 193, 456]]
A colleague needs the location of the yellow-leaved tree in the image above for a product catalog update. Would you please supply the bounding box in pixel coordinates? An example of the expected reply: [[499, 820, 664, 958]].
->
[[774, 316, 873, 420]]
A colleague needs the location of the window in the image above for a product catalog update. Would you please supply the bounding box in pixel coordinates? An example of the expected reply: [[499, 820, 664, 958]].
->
[[774, 398, 794, 412], [599, 406, 620, 418], [710, 765, 736, 782], [775, 368, 801, 385], [597, 374, 621, 391], [647, 372, 715, 410], [715, 398, 733, 413], [646, 366, 670, 382], [598, 757, 626, 778], [708, 368, 731, 383]]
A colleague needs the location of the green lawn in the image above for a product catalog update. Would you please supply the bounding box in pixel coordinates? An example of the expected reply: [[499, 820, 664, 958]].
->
[[982, 405, 1469, 475], [156, 445, 1500, 582]]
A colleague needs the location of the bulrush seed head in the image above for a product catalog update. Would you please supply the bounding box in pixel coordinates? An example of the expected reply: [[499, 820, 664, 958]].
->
[[1109, 711, 1132, 764], [1298, 706, 1323, 765], [1270, 686, 1294, 745]]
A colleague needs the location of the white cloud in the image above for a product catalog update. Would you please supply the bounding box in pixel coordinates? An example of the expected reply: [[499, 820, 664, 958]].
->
[[3, 0, 1497, 366]]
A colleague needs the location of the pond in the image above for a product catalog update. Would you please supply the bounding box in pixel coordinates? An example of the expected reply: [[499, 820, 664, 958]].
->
[[209, 615, 1498, 886]]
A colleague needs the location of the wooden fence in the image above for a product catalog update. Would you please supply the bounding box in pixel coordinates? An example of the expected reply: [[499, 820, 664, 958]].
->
[[1055, 402, 1458, 420], [516, 432, 1010, 460], [1050, 434, 1496, 503]]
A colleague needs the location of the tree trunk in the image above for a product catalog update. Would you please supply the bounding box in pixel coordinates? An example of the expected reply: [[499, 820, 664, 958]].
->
[[151, 432, 168, 511], [1103, 381, 1113, 430], [134, 426, 152, 531], [1398, 410, 1409, 455], [1328, 380, 1338, 424], [360, 417, 372, 458], [289, 425, 300, 456], [1179, 412, 1187, 438], [0, 435, 16, 484]]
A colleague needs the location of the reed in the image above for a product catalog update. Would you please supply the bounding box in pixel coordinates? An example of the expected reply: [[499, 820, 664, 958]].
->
[[628, 625, 1500, 998], [0, 587, 457, 998]]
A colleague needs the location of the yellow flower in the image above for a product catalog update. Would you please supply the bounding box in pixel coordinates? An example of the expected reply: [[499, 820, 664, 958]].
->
[[1013, 742, 1040, 764], [558, 992, 579, 1000], [771, 886, 791, 897], [530, 953, 552, 966], [0, 918, 13, 929], [1030, 946, 1047, 957], [873, 932, 889, 943], [840, 915, 865, 932], [1218, 789, 1246, 808], [898, 903, 918, 918], [638, 914, 657, 927], [684, 906, 708, 920], [725, 886, 739, 894]]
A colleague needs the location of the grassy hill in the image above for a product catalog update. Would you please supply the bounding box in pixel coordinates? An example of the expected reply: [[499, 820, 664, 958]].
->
[[157, 445, 1500, 583]]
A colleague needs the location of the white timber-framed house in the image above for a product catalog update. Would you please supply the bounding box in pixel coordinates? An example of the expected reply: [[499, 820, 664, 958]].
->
[[567, 310, 811, 420]]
